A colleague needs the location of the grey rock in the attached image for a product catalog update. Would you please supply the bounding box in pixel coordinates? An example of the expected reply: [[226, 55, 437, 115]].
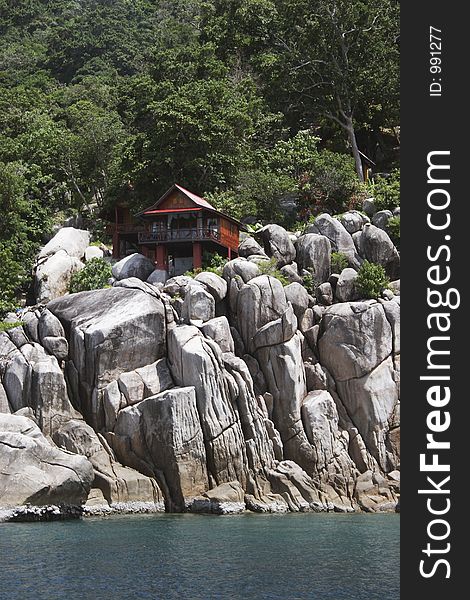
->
[[304, 325, 320, 353], [237, 275, 295, 354], [328, 273, 340, 291], [84, 246, 104, 261], [304, 360, 328, 392], [182, 285, 215, 325], [0, 382, 10, 413], [201, 317, 235, 353], [222, 258, 260, 283], [163, 275, 200, 297], [138, 387, 208, 511], [338, 211, 367, 234], [298, 308, 315, 333], [112, 253, 156, 282], [42, 336, 69, 361], [360, 224, 400, 278], [280, 263, 303, 284], [372, 210, 393, 230], [2, 350, 29, 412], [284, 283, 309, 320], [238, 237, 266, 258], [258, 224, 296, 267], [230, 326, 246, 357], [136, 358, 174, 398], [242, 354, 267, 395], [22, 312, 39, 343], [147, 269, 168, 285], [256, 333, 315, 473], [6, 326, 29, 348], [295, 234, 331, 284], [381, 300, 400, 357], [252, 303, 297, 350], [194, 271, 228, 302], [167, 327, 249, 486], [48, 286, 166, 429], [352, 230, 364, 256], [35, 250, 84, 303], [52, 419, 162, 504], [301, 390, 341, 470], [316, 282, 333, 306], [38, 227, 90, 260], [335, 268, 360, 302], [362, 198, 377, 217], [337, 357, 399, 471], [318, 302, 392, 381], [309, 214, 360, 268], [191, 481, 245, 514], [0, 414, 93, 507], [38, 309, 65, 342]]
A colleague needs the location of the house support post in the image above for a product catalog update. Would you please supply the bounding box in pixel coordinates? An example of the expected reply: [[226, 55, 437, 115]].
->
[[193, 242, 202, 270], [156, 245, 168, 270]]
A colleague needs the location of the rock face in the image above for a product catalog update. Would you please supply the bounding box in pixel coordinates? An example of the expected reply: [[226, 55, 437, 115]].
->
[[34, 228, 91, 304], [238, 237, 266, 259], [360, 224, 400, 279], [111, 387, 207, 511], [35, 251, 84, 304], [53, 419, 163, 505], [0, 219, 400, 515], [258, 224, 296, 267], [0, 414, 93, 507], [38, 228, 90, 261], [308, 214, 360, 268], [295, 234, 331, 284], [318, 302, 399, 471], [112, 253, 156, 282], [1, 330, 81, 436], [47, 286, 167, 430]]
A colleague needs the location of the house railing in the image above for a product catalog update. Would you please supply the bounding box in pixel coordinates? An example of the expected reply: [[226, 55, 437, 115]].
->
[[138, 228, 221, 243], [106, 223, 144, 235]]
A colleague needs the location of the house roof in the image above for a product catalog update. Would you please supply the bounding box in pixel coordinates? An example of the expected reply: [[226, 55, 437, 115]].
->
[[143, 207, 203, 215], [136, 183, 243, 226], [173, 184, 215, 210]]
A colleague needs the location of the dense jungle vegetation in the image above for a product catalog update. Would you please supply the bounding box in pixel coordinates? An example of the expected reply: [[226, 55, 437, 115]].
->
[[0, 0, 399, 313]]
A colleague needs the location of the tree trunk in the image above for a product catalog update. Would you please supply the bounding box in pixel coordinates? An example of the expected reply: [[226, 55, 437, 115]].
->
[[345, 116, 364, 181]]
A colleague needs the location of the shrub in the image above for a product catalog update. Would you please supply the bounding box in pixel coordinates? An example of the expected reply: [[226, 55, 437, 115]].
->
[[331, 252, 349, 273], [356, 261, 390, 299], [370, 170, 400, 211], [0, 321, 23, 332], [302, 271, 316, 294], [184, 268, 202, 278], [202, 252, 228, 275], [298, 150, 366, 216], [258, 257, 289, 286], [0, 243, 26, 318], [69, 258, 112, 293], [387, 216, 400, 249]]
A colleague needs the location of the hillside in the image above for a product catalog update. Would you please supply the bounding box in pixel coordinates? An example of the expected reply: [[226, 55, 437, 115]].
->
[[0, 0, 399, 315]]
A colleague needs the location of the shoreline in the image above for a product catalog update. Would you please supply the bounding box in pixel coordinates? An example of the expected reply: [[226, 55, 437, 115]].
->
[[0, 500, 399, 523]]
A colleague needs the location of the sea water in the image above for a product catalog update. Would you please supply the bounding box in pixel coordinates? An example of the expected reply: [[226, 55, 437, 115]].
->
[[0, 512, 399, 600]]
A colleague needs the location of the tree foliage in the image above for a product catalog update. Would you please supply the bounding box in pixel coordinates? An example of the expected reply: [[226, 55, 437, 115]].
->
[[68, 258, 112, 293], [0, 0, 399, 307]]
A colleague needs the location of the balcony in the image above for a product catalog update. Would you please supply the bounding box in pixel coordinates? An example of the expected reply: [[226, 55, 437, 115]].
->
[[138, 228, 220, 244], [106, 223, 144, 235]]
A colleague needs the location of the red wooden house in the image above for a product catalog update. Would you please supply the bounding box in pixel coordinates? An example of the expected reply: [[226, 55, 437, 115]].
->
[[110, 184, 241, 277]]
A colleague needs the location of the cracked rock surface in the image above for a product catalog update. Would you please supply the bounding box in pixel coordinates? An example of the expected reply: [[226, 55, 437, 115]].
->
[[0, 221, 400, 514]]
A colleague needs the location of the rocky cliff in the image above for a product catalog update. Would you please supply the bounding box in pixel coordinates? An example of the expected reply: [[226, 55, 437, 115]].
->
[[0, 213, 400, 517]]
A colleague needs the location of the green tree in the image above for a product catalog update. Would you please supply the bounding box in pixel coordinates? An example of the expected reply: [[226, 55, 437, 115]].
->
[[68, 258, 112, 293]]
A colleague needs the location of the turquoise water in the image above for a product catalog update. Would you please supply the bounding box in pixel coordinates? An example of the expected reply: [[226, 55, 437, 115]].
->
[[0, 513, 399, 600]]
